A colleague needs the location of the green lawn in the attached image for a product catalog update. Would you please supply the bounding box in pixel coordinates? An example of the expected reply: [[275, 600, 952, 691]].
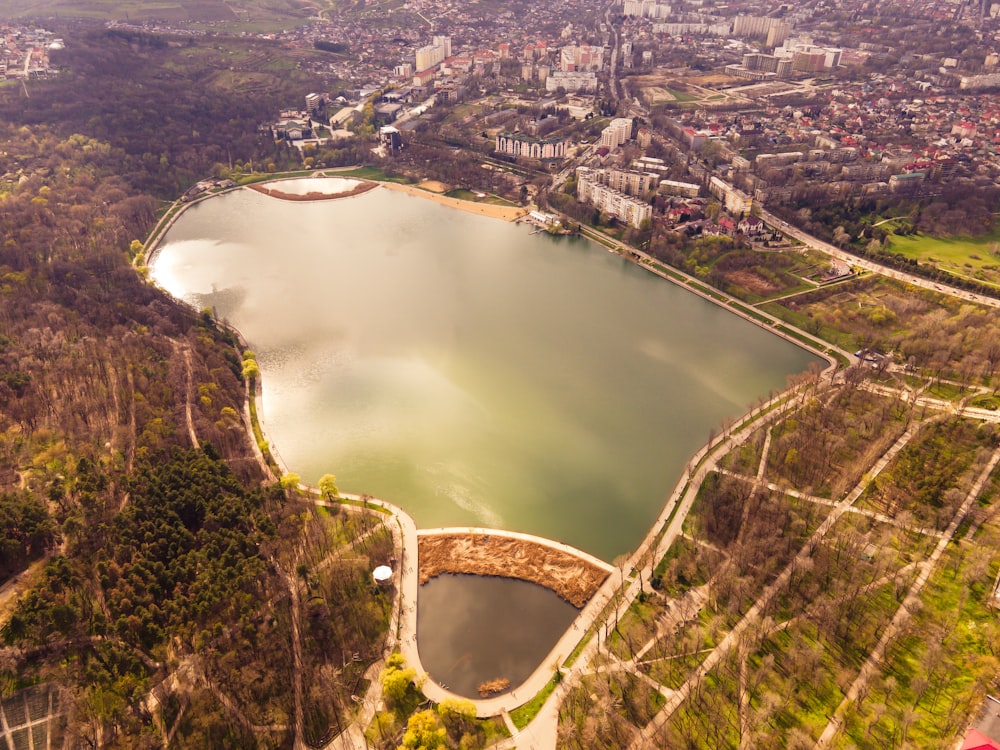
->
[[445, 188, 483, 201], [0, 0, 312, 29], [886, 228, 1000, 287], [444, 189, 517, 207], [330, 166, 412, 184], [666, 88, 699, 102], [509, 674, 560, 729]]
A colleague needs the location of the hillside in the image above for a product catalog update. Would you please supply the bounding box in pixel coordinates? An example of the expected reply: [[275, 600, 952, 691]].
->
[[1, 0, 319, 29], [0, 26, 390, 748]]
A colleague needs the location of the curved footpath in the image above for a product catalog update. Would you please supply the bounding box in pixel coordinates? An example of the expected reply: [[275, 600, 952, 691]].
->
[[315, 381, 823, 747], [312, 491, 615, 746], [311, 496, 619, 722], [144, 171, 1000, 747]]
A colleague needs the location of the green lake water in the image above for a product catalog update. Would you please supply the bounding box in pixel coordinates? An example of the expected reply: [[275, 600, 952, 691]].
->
[[151, 181, 819, 562]]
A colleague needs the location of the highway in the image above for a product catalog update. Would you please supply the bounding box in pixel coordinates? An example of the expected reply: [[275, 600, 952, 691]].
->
[[604, 2, 622, 106]]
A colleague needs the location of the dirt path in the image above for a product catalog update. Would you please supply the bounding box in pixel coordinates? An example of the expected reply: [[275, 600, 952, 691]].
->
[[628, 418, 925, 749], [172, 340, 199, 450], [718, 468, 948, 540], [814, 444, 1000, 748], [284, 565, 307, 749], [0, 560, 45, 626]]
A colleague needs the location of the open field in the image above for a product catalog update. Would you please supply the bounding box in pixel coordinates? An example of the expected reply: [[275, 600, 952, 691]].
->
[[627, 74, 703, 105], [886, 228, 1000, 288], [417, 179, 450, 193], [382, 182, 527, 221], [1, 0, 315, 28], [687, 73, 737, 85]]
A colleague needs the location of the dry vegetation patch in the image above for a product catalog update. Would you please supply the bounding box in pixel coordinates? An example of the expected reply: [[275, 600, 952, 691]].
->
[[725, 269, 784, 297], [418, 533, 609, 608], [417, 180, 451, 194], [249, 180, 377, 201]]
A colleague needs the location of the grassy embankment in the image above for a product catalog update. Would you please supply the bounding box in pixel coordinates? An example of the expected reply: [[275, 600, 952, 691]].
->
[[885, 226, 1000, 289]]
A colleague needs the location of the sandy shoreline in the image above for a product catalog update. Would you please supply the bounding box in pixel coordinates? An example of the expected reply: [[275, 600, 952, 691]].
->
[[381, 182, 528, 222]]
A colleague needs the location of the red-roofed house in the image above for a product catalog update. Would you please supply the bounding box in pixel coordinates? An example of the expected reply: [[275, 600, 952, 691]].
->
[[962, 728, 1000, 750], [739, 215, 765, 234]]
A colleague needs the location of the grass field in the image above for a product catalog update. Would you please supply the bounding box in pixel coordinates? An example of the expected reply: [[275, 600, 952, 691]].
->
[[330, 166, 412, 184], [666, 87, 699, 102], [445, 188, 516, 206], [2, 0, 313, 28], [886, 227, 1000, 287]]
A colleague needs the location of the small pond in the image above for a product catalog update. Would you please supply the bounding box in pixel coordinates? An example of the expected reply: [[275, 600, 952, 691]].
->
[[417, 574, 579, 698]]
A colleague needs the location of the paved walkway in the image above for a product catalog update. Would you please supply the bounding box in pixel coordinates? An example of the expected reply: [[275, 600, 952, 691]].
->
[[628, 417, 925, 749], [304, 374, 1000, 749], [494, 385, 824, 750], [815, 444, 1000, 748], [320, 493, 415, 750], [412, 523, 614, 719], [319, 493, 614, 745]]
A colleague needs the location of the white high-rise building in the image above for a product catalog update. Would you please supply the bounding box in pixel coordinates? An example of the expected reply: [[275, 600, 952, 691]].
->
[[599, 118, 633, 149], [559, 44, 604, 72], [622, 0, 671, 18], [576, 167, 653, 228], [415, 36, 451, 72], [305, 92, 321, 117], [433, 35, 452, 58]]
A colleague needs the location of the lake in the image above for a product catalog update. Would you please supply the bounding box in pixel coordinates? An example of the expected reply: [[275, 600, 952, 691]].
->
[[417, 574, 579, 699], [151, 181, 819, 561]]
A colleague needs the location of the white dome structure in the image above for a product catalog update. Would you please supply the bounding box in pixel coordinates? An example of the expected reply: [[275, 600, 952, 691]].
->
[[372, 565, 393, 585]]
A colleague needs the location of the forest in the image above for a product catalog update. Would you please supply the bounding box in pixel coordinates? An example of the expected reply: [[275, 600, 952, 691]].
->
[[0, 24, 392, 747]]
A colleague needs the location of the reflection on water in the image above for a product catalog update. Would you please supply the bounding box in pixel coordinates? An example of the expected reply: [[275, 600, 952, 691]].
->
[[417, 574, 579, 698], [150, 184, 820, 560]]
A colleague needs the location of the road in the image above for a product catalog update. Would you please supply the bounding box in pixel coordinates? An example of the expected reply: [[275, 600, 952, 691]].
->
[[604, 3, 622, 106], [758, 208, 1000, 309], [392, 94, 436, 128]]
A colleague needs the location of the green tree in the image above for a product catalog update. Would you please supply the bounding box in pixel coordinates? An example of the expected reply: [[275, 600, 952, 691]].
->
[[399, 709, 447, 749], [438, 698, 476, 740], [318, 474, 339, 500], [241, 359, 260, 380], [380, 653, 417, 707]]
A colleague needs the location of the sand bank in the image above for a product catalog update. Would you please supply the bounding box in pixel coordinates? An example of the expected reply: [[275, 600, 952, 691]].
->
[[381, 182, 528, 222]]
